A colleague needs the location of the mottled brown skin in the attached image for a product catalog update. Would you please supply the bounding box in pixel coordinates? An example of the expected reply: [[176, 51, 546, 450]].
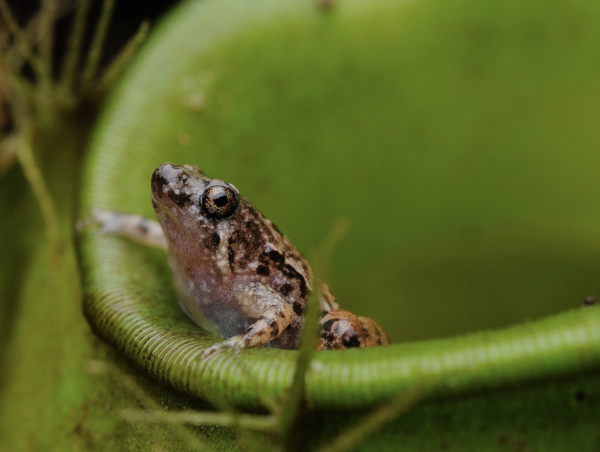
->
[[150, 163, 388, 355]]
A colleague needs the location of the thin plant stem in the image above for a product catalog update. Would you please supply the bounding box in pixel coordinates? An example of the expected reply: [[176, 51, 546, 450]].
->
[[0, 64, 58, 243], [38, 0, 58, 83], [278, 219, 349, 450], [278, 279, 321, 450], [118, 409, 279, 433], [314, 217, 349, 283], [0, 61, 36, 101], [3, 11, 52, 82], [315, 384, 426, 452], [0, 0, 50, 85], [16, 125, 59, 245], [0, 134, 19, 174], [60, 0, 91, 98], [80, 0, 115, 91], [95, 20, 150, 94]]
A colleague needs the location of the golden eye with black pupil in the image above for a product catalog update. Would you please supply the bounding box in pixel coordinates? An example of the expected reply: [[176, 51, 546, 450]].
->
[[202, 186, 239, 219]]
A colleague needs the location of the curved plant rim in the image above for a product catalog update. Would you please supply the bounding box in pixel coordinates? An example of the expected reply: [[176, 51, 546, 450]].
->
[[79, 0, 600, 410]]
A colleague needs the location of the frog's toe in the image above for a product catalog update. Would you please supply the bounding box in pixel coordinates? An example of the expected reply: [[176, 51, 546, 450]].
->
[[200, 339, 239, 359]]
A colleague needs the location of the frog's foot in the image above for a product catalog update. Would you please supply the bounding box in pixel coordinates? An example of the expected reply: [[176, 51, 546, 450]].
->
[[318, 309, 391, 350], [84, 209, 167, 249]]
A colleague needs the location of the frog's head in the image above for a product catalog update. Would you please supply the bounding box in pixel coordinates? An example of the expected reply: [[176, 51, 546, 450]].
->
[[151, 163, 298, 290], [152, 163, 239, 218], [151, 162, 241, 253]]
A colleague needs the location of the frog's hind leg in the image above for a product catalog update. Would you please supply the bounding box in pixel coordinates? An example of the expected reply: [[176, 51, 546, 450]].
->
[[86, 209, 166, 249]]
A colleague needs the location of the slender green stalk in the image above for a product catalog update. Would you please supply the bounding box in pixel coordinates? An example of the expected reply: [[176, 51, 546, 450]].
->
[[315, 385, 426, 452], [118, 409, 279, 433], [80, 0, 115, 91], [16, 126, 59, 245], [0, 0, 50, 85], [277, 278, 321, 449], [0, 63, 36, 105], [0, 134, 19, 174], [60, 0, 91, 97], [0, 62, 58, 244], [38, 0, 58, 83], [95, 20, 150, 94], [278, 220, 349, 450], [314, 218, 349, 284]]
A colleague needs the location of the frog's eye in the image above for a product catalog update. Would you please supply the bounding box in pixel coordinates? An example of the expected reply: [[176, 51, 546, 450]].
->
[[202, 186, 239, 219]]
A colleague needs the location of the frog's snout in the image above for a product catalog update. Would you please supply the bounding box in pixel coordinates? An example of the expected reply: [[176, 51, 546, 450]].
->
[[151, 163, 192, 208], [151, 163, 180, 191]]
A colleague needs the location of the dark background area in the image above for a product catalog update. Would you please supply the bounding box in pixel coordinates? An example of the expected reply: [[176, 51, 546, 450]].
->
[[7, 0, 182, 77]]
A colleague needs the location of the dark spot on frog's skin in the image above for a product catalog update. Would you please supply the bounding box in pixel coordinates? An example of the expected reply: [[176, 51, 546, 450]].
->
[[280, 283, 293, 296], [292, 301, 303, 316], [341, 330, 361, 348], [212, 231, 221, 246], [228, 247, 235, 269], [256, 265, 270, 276], [320, 319, 337, 336], [265, 250, 285, 263], [321, 331, 335, 342], [258, 251, 308, 298], [584, 296, 595, 306], [282, 264, 308, 298]]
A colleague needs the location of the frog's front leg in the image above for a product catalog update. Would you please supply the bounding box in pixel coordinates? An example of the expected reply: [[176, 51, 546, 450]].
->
[[88, 210, 166, 249], [201, 283, 294, 358]]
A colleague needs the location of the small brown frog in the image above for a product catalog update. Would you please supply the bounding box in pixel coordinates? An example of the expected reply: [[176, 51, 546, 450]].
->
[[93, 163, 389, 355]]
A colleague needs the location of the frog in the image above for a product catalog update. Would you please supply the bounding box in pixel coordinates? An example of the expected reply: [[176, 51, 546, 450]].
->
[[92, 163, 390, 355]]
